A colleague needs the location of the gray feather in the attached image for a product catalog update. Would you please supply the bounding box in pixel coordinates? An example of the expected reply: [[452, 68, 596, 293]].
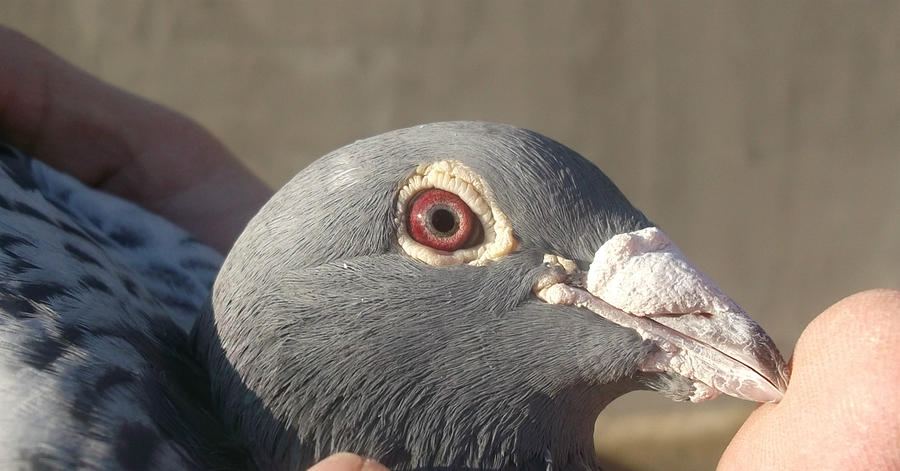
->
[[2, 122, 689, 471], [204, 122, 671, 470], [0, 145, 232, 470]]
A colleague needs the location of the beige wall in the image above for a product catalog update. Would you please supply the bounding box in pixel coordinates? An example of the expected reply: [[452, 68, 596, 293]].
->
[[3, 2, 898, 469]]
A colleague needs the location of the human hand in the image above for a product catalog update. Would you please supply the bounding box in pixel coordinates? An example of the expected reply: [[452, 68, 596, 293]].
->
[[305, 291, 900, 470], [5, 26, 895, 471], [309, 290, 900, 471], [719, 289, 900, 470], [306, 453, 389, 471], [0, 26, 272, 253]]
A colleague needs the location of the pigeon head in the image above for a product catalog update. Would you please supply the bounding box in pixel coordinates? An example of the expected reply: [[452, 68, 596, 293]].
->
[[199, 121, 789, 470]]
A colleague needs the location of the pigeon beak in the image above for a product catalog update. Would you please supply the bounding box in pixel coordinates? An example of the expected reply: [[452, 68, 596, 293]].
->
[[536, 227, 790, 403]]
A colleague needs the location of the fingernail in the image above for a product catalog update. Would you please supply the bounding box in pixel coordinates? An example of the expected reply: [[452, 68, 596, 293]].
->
[[306, 452, 389, 471], [361, 457, 390, 471]]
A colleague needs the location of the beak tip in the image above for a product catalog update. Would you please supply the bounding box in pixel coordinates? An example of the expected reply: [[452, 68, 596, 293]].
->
[[712, 375, 785, 403], [734, 357, 790, 403], [753, 382, 786, 403]]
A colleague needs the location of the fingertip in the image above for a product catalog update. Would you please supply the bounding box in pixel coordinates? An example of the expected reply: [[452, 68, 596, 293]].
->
[[720, 289, 900, 470], [306, 453, 389, 471], [716, 402, 781, 471], [790, 288, 900, 394], [803, 288, 900, 341], [360, 458, 390, 471]]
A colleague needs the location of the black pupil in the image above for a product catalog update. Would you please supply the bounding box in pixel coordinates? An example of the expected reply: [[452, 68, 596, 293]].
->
[[429, 207, 458, 236]]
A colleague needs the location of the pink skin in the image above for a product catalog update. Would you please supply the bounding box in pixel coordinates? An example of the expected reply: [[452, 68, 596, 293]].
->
[[0, 26, 272, 253], [1, 26, 896, 471], [306, 453, 389, 471], [313, 290, 900, 471], [718, 289, 900, 470]]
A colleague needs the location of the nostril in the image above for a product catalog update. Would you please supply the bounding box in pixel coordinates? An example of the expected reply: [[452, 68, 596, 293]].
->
[[535, 254, 586, 295]]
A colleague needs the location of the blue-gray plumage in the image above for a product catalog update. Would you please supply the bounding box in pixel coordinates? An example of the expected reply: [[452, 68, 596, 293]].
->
[[0, 122, 787, 470]]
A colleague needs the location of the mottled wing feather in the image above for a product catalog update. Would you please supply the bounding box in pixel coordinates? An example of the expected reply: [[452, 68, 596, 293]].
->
[[0, 145, 225, 470], [25, 148, 222, 331]]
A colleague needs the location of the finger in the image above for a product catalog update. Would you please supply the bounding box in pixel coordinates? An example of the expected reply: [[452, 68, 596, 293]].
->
[[306, 453, 389, 471], [718, 289, 900, 470], [0, 26, 272, 251], [0, 25, 234, 196], [0, 26, 125, 184]]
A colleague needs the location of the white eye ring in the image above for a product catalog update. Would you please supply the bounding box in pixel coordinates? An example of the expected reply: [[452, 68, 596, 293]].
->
[[395, 160, 516, 266]]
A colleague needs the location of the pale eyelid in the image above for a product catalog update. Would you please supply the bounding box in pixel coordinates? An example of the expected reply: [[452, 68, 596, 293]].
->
[[396, 160, 517, 266]]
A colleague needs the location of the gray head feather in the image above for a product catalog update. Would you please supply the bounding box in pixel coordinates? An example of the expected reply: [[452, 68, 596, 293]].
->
[[0, 144, 227, 470], [0, 122, 691, 471], [201, 122, 672, 470]]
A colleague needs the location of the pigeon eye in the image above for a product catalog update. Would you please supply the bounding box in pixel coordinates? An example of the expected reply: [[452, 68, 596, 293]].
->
[[396, 160, 517, 266], [407, 189, 482, 251]]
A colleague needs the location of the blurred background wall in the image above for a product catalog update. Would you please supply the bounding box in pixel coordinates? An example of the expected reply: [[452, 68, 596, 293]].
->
[[2, 1, 898, 469]]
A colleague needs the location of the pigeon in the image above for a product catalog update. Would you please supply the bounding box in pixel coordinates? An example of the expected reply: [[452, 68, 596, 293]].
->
[[0, 121, 789, 470]]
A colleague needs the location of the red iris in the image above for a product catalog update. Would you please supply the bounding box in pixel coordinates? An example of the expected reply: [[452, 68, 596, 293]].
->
[[407, 188, 477, 251]]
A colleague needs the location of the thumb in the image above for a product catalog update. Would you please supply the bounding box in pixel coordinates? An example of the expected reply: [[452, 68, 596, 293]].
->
[[307, 453, 389, 471], [718, 289, 900, 470]]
